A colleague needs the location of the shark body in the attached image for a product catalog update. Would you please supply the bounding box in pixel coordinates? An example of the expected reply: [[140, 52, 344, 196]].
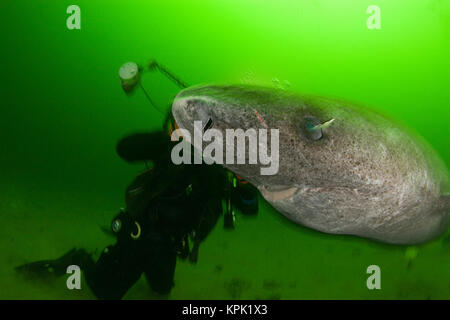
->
[[172, 84, 449, 244]]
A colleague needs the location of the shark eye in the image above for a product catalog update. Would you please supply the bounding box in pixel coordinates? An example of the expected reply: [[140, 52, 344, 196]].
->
[[195, 108, 213, 132], [302, 116, 323, 141], [203, 117, 213, 132]]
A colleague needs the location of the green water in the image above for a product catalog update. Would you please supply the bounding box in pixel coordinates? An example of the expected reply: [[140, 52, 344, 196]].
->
[[0, 0, 449, 299]]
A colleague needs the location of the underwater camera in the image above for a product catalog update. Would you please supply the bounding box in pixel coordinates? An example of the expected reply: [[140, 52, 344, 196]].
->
[[118, 60, 188, 93], [119, 62, 141, 93], [118, 60, 188, 115]]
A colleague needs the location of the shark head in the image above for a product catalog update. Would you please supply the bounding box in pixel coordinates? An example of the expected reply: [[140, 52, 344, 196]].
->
[[171, 84, 350, 201]]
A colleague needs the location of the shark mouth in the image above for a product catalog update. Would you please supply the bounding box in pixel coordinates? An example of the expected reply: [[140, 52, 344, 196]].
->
[[259, 185, 298, 202]]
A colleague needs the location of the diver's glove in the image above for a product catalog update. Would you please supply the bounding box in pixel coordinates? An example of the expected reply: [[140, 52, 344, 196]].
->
[[15, 248, 92, 280]]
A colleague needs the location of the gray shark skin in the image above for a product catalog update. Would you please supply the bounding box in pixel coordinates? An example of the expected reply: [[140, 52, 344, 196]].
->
[[172, 84, 449, 244]]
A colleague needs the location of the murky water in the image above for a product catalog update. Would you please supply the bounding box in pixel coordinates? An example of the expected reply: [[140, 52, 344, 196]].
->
[[0, 0, 449, 299]]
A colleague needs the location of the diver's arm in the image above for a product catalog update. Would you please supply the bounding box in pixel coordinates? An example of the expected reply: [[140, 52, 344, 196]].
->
[[116, 131, 171, 163]]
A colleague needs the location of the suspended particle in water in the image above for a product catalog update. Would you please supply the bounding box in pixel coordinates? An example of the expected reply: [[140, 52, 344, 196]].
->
[[241, 70, 255, 84], [272, 78, 291, 90], [405, 246, 419, 269]]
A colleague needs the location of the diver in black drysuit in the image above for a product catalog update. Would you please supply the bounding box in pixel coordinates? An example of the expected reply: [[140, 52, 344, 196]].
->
[[15, 115, 259, 299]]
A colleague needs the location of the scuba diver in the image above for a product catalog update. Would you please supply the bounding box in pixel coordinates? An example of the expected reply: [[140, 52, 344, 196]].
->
[[15, 61, 259, 299]]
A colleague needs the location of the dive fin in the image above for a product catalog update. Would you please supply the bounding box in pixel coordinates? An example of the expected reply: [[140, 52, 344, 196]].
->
[[15, 248, 90, 280]]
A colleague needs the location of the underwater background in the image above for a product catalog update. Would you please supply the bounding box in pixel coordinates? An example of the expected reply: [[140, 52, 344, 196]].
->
[[0, 0, 449, 299]]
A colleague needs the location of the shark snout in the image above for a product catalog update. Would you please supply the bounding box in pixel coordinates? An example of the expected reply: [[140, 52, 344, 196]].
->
[[172, 94, 216, 134]]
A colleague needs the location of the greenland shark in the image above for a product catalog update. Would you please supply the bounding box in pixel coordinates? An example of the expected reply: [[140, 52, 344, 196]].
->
[[172, 84, 449, 244]]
